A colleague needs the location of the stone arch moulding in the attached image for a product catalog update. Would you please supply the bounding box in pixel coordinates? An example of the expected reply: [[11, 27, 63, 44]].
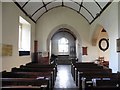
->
[[47, 24, 82, 61], [91, 24, 104, 46]]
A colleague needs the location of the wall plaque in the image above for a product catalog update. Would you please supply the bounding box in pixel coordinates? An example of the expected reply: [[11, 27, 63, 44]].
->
[[0, 44, 13, 56], [117, 38, 120, 52]]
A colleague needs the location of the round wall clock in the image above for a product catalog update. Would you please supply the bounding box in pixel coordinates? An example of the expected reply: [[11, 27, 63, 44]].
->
[[99, 38, 109, 51]]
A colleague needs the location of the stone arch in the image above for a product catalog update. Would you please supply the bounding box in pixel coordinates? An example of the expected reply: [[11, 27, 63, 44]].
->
[[91, 24, 104, 46], [91, 23, 110, 63], [47, 24, 82, 61]]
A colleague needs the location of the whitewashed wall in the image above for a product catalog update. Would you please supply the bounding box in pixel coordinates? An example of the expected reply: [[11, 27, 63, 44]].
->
[[2, 2, 35, 71], [97, 32, 109, 61], [0, 2, 2, 72], [90, 2, 119, 72], [36, 7, 100, 62], [118, 2, 120, 72]]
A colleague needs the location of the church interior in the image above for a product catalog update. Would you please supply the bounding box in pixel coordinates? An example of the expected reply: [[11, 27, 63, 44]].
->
[[0, 0, 120, 89]]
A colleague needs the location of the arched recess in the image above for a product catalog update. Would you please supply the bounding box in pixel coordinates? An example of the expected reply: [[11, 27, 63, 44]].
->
[[47, 24, 82, 62], [91, 24, 104, 46], [91, 24, 110, 65]]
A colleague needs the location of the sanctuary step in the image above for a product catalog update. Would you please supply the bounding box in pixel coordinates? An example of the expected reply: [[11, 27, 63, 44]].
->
[[57, 55, 71, 65]]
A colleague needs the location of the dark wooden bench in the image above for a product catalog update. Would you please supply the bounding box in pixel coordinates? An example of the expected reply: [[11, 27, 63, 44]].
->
[[78, 72, 119, 89], [13, 66, 56, 80], [1, 86, 47, 90], [11, 68, 55, 88], [2, 71, 52, 78], [72, 62, 111, 85], [86, 85, 119, 90], [21, 64, 57, 75], [85, 80, 120, 90], [75, 68, 112, 86], [71, 62, 102, 79], [20, 64, 57, 78], [1, 78, 49, 89], [25, 61, 57, 73], [1, 62, 58, 89], [25, 62, 57, 68], [71, 62, 112, 84], [2, 71, 53, 87]]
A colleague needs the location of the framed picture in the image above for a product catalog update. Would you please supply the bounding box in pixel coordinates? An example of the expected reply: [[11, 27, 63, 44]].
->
[[82, 47, 88, 55], [117, 38, 120, 52]]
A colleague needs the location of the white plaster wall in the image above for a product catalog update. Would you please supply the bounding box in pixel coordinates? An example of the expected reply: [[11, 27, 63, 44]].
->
[[90, 2, 118, 72], [36, 7, 99, 62], [0, 2, 2, 72], [2, 2, 35, 71], [118, 1, 120, 72], [97, 32, 109, 61], [36, 7, 89, 52]]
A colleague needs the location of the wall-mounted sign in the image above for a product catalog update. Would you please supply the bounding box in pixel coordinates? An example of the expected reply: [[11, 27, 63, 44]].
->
[[0, 44, 13, 56], [117, 38, 120, 52]]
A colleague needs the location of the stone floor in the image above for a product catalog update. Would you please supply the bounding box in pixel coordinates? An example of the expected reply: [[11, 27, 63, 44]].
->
[[54, 65, 78, 90]]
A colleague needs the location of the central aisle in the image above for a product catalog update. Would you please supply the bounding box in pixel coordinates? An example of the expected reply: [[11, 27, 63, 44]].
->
[[54, 65, 78, 89]]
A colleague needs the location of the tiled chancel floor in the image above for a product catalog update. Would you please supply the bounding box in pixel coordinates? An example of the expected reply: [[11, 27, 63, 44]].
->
[[54, 65, 77, 89]]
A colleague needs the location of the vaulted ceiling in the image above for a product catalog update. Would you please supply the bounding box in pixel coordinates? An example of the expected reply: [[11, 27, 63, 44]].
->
[[14, 0, 113, 24]]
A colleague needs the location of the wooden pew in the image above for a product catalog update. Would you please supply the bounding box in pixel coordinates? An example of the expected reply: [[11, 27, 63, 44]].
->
[[85, 80, 120, 90], [21, 64, 57, 77], [1, 78, 49, 90], [71, 62, 100, 79], [25, 63, 56, 70], [72, 62, 111, 85], [1, 62, 57, 89], [21, 63, 57, 75], [78, 72, 119, 89], [2, 71, 53, 88], [25, 62, 57, 70], [20, 64, 57, 78], [11, 68, 55, 88], [2, 71, 52, 77], [76, 68, 111, 86], [71, 62, 112, 86], [2, 86, 47, 90], [86, 85, 119, 90], [2, 86, 45, 90], [2, 71, 52, 80], [25, 61, 57, 73], [17, 65, 56, 82], [11, 67, 54, 73]]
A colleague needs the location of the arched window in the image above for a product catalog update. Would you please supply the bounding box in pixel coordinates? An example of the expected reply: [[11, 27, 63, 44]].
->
[[58, 38, 69, 52]]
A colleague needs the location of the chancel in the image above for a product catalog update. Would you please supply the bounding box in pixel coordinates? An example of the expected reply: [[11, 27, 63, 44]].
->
[[0, 0, 120, 89]]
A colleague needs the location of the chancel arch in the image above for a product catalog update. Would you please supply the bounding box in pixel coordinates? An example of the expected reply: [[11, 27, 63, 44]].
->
[[47, 24, 82, 62]]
